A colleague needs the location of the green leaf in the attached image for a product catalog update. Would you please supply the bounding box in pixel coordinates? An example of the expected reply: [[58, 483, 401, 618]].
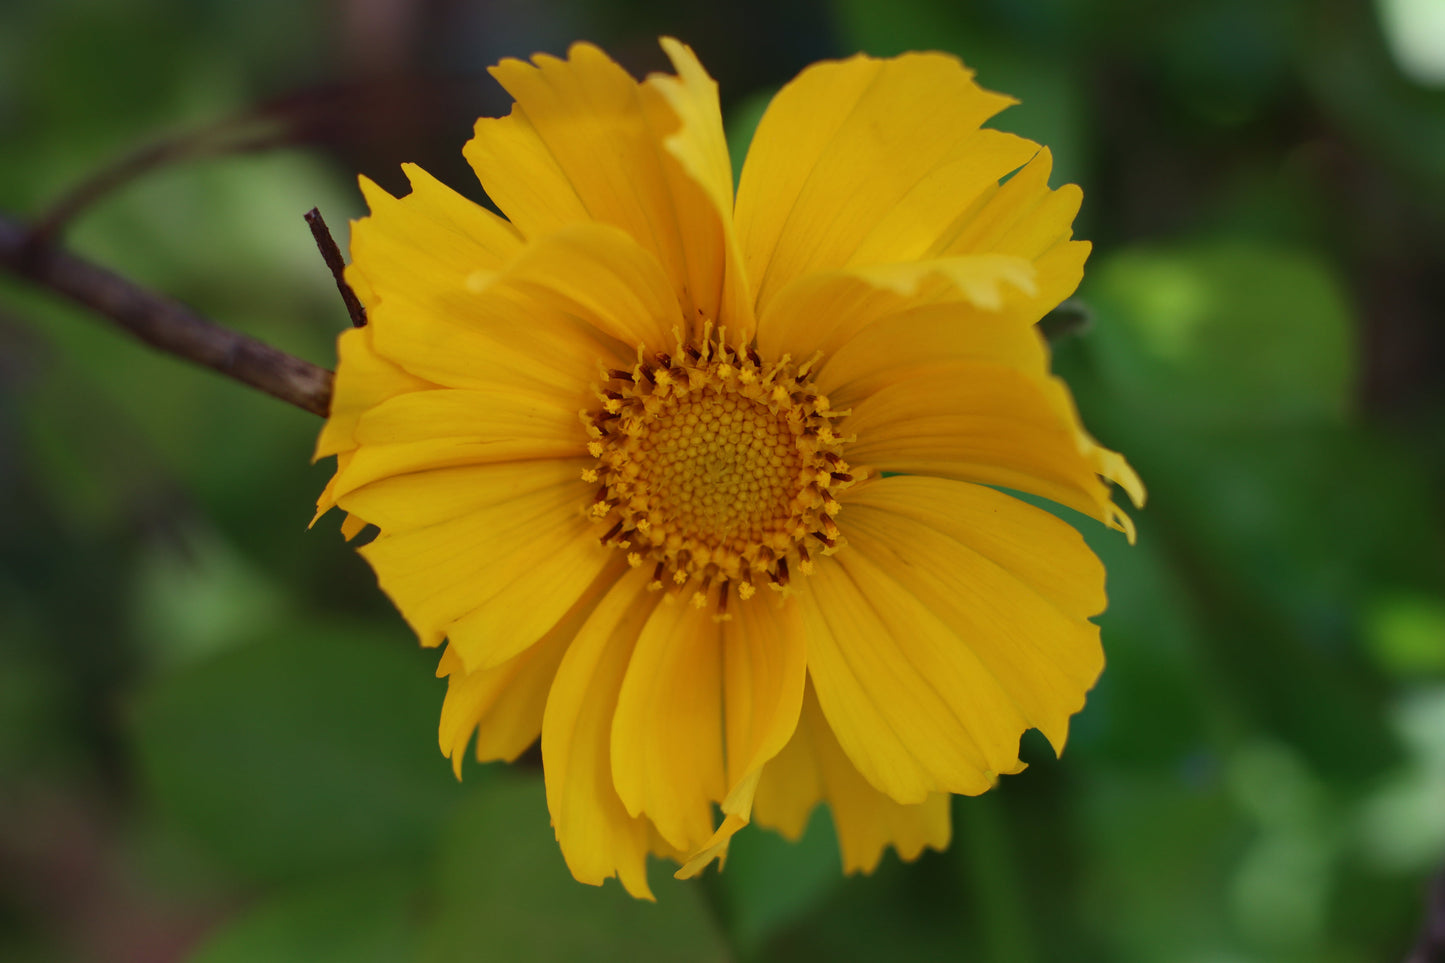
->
[[1074, 525, 1213, 767], [187, 870, 423, 963], [1077, 769, 1241, 960], [750, 851, 964, 961], [1364, 593, 1445, 677], [1059, 240, 1417, 787], [1359, 688, 1445, 872], [831, 0, 1090, 186], [952, 793, 1040, 963], [131, 624, 461, 882], [725, 87, 775, 187], [132, 525, 291, 669], [718, 808, 841, 955], [420, 775, 730, 963], [1085, 240, 1356, 428]]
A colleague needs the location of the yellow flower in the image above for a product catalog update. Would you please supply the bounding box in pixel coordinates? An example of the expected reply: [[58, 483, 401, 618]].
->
[[314, 38, 1144, 899]]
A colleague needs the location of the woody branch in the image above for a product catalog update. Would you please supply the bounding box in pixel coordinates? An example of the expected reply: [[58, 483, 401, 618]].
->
[[0, 213, 334, 417]]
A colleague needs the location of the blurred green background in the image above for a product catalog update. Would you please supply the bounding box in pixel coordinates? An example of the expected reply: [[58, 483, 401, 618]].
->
[[2, 0, 1444, 960]]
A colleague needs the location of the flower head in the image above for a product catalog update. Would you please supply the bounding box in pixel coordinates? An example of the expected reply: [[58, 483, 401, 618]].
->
[[314, 38, 1144, 899]]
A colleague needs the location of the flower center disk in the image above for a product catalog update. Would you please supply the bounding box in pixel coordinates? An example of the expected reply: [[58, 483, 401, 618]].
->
[[583, 331, 856, 609]]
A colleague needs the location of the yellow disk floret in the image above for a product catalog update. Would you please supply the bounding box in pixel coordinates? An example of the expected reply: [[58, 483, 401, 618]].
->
[[582, 327, 857, 609]]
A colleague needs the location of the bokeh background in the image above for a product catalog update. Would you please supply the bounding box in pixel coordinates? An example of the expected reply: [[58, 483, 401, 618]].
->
[[3, 0, 1444, 960]]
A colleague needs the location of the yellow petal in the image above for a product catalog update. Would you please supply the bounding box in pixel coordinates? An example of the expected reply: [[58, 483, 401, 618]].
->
[[324, 386, 583, 505], [851, 255, 1038, 309], [839, 477, 1106, 753], [839, 362, 1139, 536], [348, 165, 522, 313], [339, 457, 583, 532], [542, 567, 662, 900], [756, 252, 1044, 368], [931, 149, 1091, 311], [832, 795, 952, 876], [674, 812, 748, 880], [444, 518, 615, 672], [843, 476, 1106, 621], [466, 40, 752, 336], [643, 37, 755, 339], [646, 39, 734, 232], [720, 592, 808, 811], [755, 253, 1056, 412], [849, 132, 1039, 266], [610, 595, 726, 853], [461, 107, 589, 236], [338, 512, 367, 541], [349, 176, 626, 399], [351, 461, 611, 664], [749, 686, 825, 842], [752, 684, 951, 874], [436, 558, 623, 775], [935, 148, 1078, 259], [647, 823, 689, 864], [799, 554, 1026, 804], [351, 384, 575, 451], [314, 324, 433, 463], [311, 453, 351, 526], [496, 222, 683, 352], [675, 592, 808, 878], [362, 269, 620, 401], [735, 51, 1017, 314], [807, 689, 953, 874], [814, 301, 1047, 410]]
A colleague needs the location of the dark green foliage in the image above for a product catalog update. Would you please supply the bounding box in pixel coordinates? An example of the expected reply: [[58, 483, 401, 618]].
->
[[2, 0, 1442, 960]]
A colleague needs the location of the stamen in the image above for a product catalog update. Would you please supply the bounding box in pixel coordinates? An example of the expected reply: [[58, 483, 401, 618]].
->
[[715, 580, 732, 621], [582, 327, 855, 612]]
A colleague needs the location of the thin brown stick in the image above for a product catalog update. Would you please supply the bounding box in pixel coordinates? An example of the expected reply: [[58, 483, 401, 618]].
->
[[304, 208, 366, 328], [0, 213, 333, 417]]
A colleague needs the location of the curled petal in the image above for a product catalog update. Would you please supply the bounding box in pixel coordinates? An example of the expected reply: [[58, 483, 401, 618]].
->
[[543, 568, 663, 900], [752, 683, 952, 874], [466, 39, 753, 337], [736, 51, 1020, 312]]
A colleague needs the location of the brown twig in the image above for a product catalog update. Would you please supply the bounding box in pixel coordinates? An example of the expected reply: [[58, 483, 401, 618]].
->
[[304, 208, 366, 328], [0, 213, 333, 417]]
